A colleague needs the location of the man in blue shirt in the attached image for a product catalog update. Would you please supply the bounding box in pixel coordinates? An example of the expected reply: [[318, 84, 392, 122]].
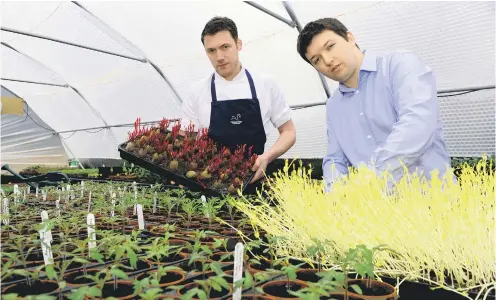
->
[[296, 18, 451, 190]]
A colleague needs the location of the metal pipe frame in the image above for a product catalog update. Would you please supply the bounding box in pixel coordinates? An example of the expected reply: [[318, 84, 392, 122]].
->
[[282, 1, 331, 99], [71, 1, 184, 104], [53, 118, 180, 135], [1, 26, 146, 63], [1, 78, 68, 88], [244, 1, 296, 28], [1, 84, 85, 169], [438, 85, 495, 94], [1, 41, 118, 147], [2, 84, 25, 99], [289, 85, 496, 109]]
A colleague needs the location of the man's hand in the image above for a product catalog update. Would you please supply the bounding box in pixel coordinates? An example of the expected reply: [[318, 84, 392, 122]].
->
[[250, 154, 270, 183]]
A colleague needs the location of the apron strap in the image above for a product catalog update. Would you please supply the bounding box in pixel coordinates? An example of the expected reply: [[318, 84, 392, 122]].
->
[[210, 69, 258, 102], [245, 70, 258, 99], [210, 73, 218, 102]]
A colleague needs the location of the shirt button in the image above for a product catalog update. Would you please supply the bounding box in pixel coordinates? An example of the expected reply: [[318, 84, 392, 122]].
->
[[367, 135, 372, 139], [360, 112, 364, 116], [356, 90, 360, 94]]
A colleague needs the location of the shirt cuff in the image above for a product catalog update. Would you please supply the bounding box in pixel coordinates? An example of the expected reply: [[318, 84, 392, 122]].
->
[[272, 107, 292, 128]]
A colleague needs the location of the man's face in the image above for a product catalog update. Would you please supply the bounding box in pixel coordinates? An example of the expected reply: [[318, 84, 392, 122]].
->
[[305, 30, 359, 84], [203, 30, 242, 79]]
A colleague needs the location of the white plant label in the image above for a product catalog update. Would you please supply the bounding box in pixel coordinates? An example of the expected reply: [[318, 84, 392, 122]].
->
[[39, 226, 53, 265], [81, 181, 84, 197], [13, 185, 19, 203], [42, 190, 47, 201], [201, 195, 209, 218], [88, 191, 92, 212], [2, 198, 9, 225], [87, 213, 97, 250], [137, 204, 145, 230], [41, 210, 53, 243], [111, 193, 116, 217], [232, 242, 245, 300], [23, 190, 26, 202], [27, 186, 31, 194], [56, 200, 60, 216], [153, 192, 157, 214], [36, 187, 39, 198]]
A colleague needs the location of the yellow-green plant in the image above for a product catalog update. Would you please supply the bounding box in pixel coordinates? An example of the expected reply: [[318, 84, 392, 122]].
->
[[232, 158, 495, 300]]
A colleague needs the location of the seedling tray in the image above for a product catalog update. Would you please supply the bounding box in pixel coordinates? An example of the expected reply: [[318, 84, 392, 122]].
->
[[118, 142, 255, 197]]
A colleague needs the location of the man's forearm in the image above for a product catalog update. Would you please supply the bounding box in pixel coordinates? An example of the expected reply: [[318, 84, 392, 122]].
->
[[264, 126, 296, 162]]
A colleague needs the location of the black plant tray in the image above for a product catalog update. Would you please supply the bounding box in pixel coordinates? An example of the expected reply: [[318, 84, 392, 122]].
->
[[118, 142, 255, 197]]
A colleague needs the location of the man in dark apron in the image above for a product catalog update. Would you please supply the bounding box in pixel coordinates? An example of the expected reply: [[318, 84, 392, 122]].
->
[[180, 16, 296, 195]]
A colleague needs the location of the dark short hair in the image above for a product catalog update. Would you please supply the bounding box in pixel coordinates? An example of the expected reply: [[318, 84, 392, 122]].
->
[[201, 17, 238, 44], [297, 18, 357, 64]]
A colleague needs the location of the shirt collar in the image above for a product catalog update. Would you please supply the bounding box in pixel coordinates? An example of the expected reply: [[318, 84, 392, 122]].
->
[[338, 50, 377, 93], [214, 64, 246, 82]]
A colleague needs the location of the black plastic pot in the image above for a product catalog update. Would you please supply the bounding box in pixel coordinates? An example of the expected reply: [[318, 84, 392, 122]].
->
[[380, 276, 495, 300], [2, 280, 59, 297], [261, 279, 308, 299]]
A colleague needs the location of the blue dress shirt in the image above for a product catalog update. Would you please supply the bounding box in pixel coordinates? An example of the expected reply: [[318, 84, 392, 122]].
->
[[323, 50, 451, 188]]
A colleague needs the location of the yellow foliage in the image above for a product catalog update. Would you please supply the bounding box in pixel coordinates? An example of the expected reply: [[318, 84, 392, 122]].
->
[[234, 158, 495, 296]]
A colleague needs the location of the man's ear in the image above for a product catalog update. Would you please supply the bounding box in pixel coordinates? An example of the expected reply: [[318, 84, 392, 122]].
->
[[346, 32, 355, 44], [236, 38, 243, 51]]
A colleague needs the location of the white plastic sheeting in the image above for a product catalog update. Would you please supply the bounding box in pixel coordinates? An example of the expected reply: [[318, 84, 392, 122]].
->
[[1, 86, 68, 171], [1, 1, 494, 164]]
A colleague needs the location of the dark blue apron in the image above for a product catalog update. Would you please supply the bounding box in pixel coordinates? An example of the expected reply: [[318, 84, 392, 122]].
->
[[208, 69, 266, 156]]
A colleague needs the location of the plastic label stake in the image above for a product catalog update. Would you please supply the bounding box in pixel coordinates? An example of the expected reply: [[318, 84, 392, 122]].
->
[[201, 195, 209, 218], [111, 193, 116, 217], [39, 225, 53, 265], [27, 186, 31, 194], [81, 181, 84, 197], [88, 191, 92, 212], [41, 210, 53, 243], [87, 213, 97, 251], [42, 189, 47, 202], [2, 198, 9, 225], [153, 192, 157, 214], [133, 182, 137, 215], [56, 200, 60, 217], [232, 242, 245, 300], [36, 187, 39, 198], [13, 185, 19, 203], [137, 204, 145, 230]]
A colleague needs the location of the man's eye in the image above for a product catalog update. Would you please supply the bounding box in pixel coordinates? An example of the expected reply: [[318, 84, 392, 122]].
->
[[223, 45, 229, 49], [313, 58, 320, 64], [327, 44, 334, 50]]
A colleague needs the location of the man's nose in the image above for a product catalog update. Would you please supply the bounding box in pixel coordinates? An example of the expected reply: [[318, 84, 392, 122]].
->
[[322, 53, 334, 66], [216, 52, 225, 61]]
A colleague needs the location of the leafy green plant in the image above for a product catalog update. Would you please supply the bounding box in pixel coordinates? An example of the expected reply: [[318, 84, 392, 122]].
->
[[288, 269, 345, 299], [172, 262, 229, 300], [233, 270, 272, 300], [181, 198, 200, 230]]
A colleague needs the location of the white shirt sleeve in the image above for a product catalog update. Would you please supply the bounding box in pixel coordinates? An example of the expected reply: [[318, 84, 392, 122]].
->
[[267, 77, 292, 128], [180, 88, 201, 132]]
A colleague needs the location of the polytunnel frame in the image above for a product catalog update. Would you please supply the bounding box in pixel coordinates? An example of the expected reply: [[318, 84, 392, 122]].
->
[[1, 0, 333, 137], [3, 1, 494, 162], [1, 41, 117, 168], [0, 83, 85, 169]]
